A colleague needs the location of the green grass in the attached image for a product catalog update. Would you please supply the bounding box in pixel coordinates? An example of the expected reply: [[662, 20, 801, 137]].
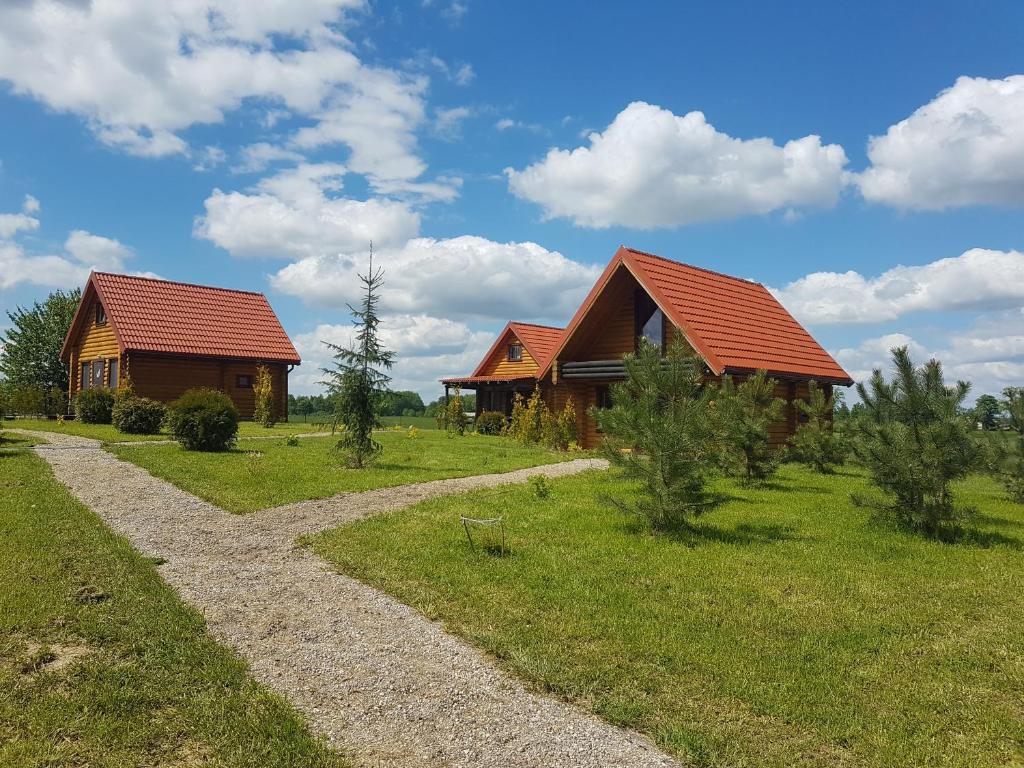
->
[[109, 431, 569, 513], [380, 414, 440, 430], [5, 418, 319, 443], [0, 445, 347, 767], [310, 464, 1024, 768]]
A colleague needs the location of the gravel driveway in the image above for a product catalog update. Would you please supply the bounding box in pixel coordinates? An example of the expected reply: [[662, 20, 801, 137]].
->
[[19, 430, 679, 768]]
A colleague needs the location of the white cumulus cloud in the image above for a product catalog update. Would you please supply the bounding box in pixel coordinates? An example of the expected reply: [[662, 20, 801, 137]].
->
[[290, 317, 494, 397], [0, 0, 452, 196], [0, 195, 42, 238], [0, 197, 138, 290], [195, 163, 422, 259], [771, 248, 1024, 325], [858, 75, 1024, 209], [270, 235, 600, 322], [506, 101, 849, 228], [833, 311, 1024, 399]]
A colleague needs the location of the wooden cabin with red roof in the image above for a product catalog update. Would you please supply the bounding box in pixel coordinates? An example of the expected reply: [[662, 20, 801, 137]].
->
[[443, 246, 852, 449], [61, 272, 301, 420]]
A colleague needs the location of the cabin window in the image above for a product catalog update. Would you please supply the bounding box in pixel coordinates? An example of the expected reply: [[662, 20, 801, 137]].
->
[[92, 359, 105, 389], [635, 290, 664, 352], [95, 302, 107, 325], [81, 362, 91, 390], [236, 374, 253, 389], [508, 344, 523, 362], [108, 358, 119, 389]]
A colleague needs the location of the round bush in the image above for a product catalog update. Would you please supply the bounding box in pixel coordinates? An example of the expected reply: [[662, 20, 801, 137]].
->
[[475, 410, 507, 435], [75, 387, 115, 424], [112, 395, 166, 434], [166, 388, 239, 451]]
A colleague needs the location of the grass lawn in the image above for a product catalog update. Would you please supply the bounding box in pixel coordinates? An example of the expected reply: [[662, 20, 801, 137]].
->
[[109, 431, 570, 513], [380, 414, 440, 430], [310, 464, 1024, 768], [5, 418, 319, 443], [0, 444, 346, 766]]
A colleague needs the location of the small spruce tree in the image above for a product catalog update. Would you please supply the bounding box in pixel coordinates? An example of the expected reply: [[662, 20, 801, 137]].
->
[[715, 370, 786, 483], [594, 334, 720, 531], [322, 248, 395, 468], [253, 365, 276, 427], [854, 346, 985, 536], [788, 381, 849, 473]]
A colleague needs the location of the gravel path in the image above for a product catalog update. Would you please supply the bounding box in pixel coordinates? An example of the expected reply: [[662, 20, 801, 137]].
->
[[18, 429, 679, 768]]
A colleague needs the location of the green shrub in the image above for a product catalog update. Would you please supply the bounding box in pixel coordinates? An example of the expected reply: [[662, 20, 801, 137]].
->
[[75, 387, 115, 423], [475, 411, 506, 435], [112, 395, 166, 434], [529, 475, 551, 499], [253, 365, 276, 427], [541, 396, 578, 450], [166, 388, 239, 451], [443, 389, 468, 437], [505, 389, 544, 443]]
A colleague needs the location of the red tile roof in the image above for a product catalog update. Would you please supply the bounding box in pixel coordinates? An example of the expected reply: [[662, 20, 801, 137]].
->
[[460, 320, 564, 380], [62, 272, 301, 364], [507, 322, 563, 369], [542, 246, 852, 385]]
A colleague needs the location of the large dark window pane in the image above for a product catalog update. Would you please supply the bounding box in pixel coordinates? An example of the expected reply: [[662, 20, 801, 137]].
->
[[81, 362, 90, 391], [92, 360, 105, 389], [635, 289, 664, 351], [108, 358, 119, 389]]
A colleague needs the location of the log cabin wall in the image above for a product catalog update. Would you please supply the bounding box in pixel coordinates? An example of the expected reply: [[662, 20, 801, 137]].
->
[[69, 296, 121, 399], [127, 354, 289, 420], [477, 330, 539, 378], [551, 376, 814, 450]]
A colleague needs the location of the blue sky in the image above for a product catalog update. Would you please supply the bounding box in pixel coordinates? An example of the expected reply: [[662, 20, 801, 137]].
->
[[1, 1, 1023, 400]]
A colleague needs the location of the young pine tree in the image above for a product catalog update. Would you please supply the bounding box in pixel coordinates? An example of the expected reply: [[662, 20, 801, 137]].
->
[[854, 346, 985, 536], [715, 370, 786, 483], [321, 249, 395, 468], [594, 333, 719, 531], [788, 380, 848, 473], [1000, 387, 1024, 503]]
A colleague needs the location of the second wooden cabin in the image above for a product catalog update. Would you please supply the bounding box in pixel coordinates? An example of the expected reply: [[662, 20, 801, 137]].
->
[[443, 246, 853, 449]]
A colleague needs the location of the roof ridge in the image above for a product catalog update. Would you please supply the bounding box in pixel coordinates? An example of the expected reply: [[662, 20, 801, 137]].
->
[[623, 246, 764, 287], [509, 321, 564, 331], [93, 271, 267, 298]]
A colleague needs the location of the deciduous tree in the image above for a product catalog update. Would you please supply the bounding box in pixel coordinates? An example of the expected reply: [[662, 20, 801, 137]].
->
[[0, 289, 80, 414]]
